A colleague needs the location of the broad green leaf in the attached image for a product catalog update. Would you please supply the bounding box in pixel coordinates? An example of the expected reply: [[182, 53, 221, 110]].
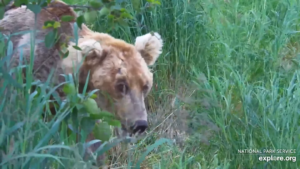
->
[[72, 45, 82, 51], [107, 14, 115, 20], [89, 1, 103, 9], [89, 111, 116, 120], [44, 30, 57, 48], [42, 25, 50, 29], [84, 10, 98, 23], [61, 15, 75, 22], [93, 122, 111, 142], [80, 117, 95, 134], [90, 94, 97, 99], [154, 0, 161, 5], [106, 119, 121, 127], [60, 50, 69, 59], [76, 15, 85, 29], [120, 11, 133, 19], [40, 1, 48, 8], [62, 83, 76, 95], [53, 21, 61, 29], [27, 4, 42, 14], [44, 20, 55, 26], [99, 7, 110, 16], [132, 0, 141, 11], [147, 0, 161, 5], [82, 98, 100, 114], [43, 22, 54, 29]]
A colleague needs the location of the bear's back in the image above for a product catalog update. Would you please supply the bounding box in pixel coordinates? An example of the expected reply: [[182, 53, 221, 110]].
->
[[0, 3, 76, 88]]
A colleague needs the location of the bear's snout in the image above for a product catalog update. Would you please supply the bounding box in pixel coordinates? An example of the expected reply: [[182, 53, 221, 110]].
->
[[131, 120, 148, 134]]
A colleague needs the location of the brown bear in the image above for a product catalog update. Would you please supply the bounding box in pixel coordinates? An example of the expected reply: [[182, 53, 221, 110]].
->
[[64, 24, 163, 134], [1, 0, 76, 83], [1, 0, 163, 166]]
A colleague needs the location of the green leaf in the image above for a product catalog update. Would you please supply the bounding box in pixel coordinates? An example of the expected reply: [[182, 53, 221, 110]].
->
[[82, 98, 100, 114], [42, 21, 55, 29], [27, 4, 42, 14], [132, 0, 141, 11], [40, 1, 48, 8], [80, 117, 95, 134], [89, 1, 103, 9], [61, 50, 69, 59], [72, 45, 82, 51], [71, 108, 79, 131], [89, 111, 116, 120], [61, 15, 75, 22], [53, 21, 61, 29], [147, 0, 161, 5], [62, 83, 76, 95], [99, 7, 110, 16], [106, 119, 121, 127], [44, 21, 55, 26], [0, 7, 4, 20], [90, 94, 97, 99], [93, 122, 111, 142], [84, 10, 98, 23], [44, 30, 57, 48], [76, 15, 85, 29], [120, 11, 133, 19]]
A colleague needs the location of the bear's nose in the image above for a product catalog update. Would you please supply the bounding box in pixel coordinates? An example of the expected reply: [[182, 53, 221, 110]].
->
[[132, 120, 148, 134]]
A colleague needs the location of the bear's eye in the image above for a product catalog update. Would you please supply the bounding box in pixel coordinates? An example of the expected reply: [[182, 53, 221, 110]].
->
[[116, 83, 128, 94], [142, 85, 149, 93]]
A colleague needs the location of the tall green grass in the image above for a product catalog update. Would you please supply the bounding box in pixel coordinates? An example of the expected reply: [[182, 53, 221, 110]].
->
[[88, 0, 300, 168], [1, 0, 300, 168]]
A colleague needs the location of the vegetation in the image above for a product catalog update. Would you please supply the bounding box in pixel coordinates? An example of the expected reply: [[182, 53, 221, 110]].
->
[[0, 0, 299, 168]]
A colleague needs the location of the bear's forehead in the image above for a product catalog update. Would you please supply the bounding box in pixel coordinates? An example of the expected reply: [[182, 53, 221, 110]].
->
[[117, 55, 152, 85], [92, 44, 153, 90]]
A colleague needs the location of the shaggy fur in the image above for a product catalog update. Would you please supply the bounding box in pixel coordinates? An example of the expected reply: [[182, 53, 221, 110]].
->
[[1, 1, 76, 91], [1, 0, 163, 166]]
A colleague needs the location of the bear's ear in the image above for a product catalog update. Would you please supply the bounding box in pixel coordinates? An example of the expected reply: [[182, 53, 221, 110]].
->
[[61, 38, 107, 75], [80, 39, 107, 66], [79, 24, 95, 37], [134, 32, 163, 66]]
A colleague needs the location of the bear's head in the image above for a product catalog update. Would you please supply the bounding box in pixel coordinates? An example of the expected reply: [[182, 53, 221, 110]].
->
[[62, 24, 163, 135]]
